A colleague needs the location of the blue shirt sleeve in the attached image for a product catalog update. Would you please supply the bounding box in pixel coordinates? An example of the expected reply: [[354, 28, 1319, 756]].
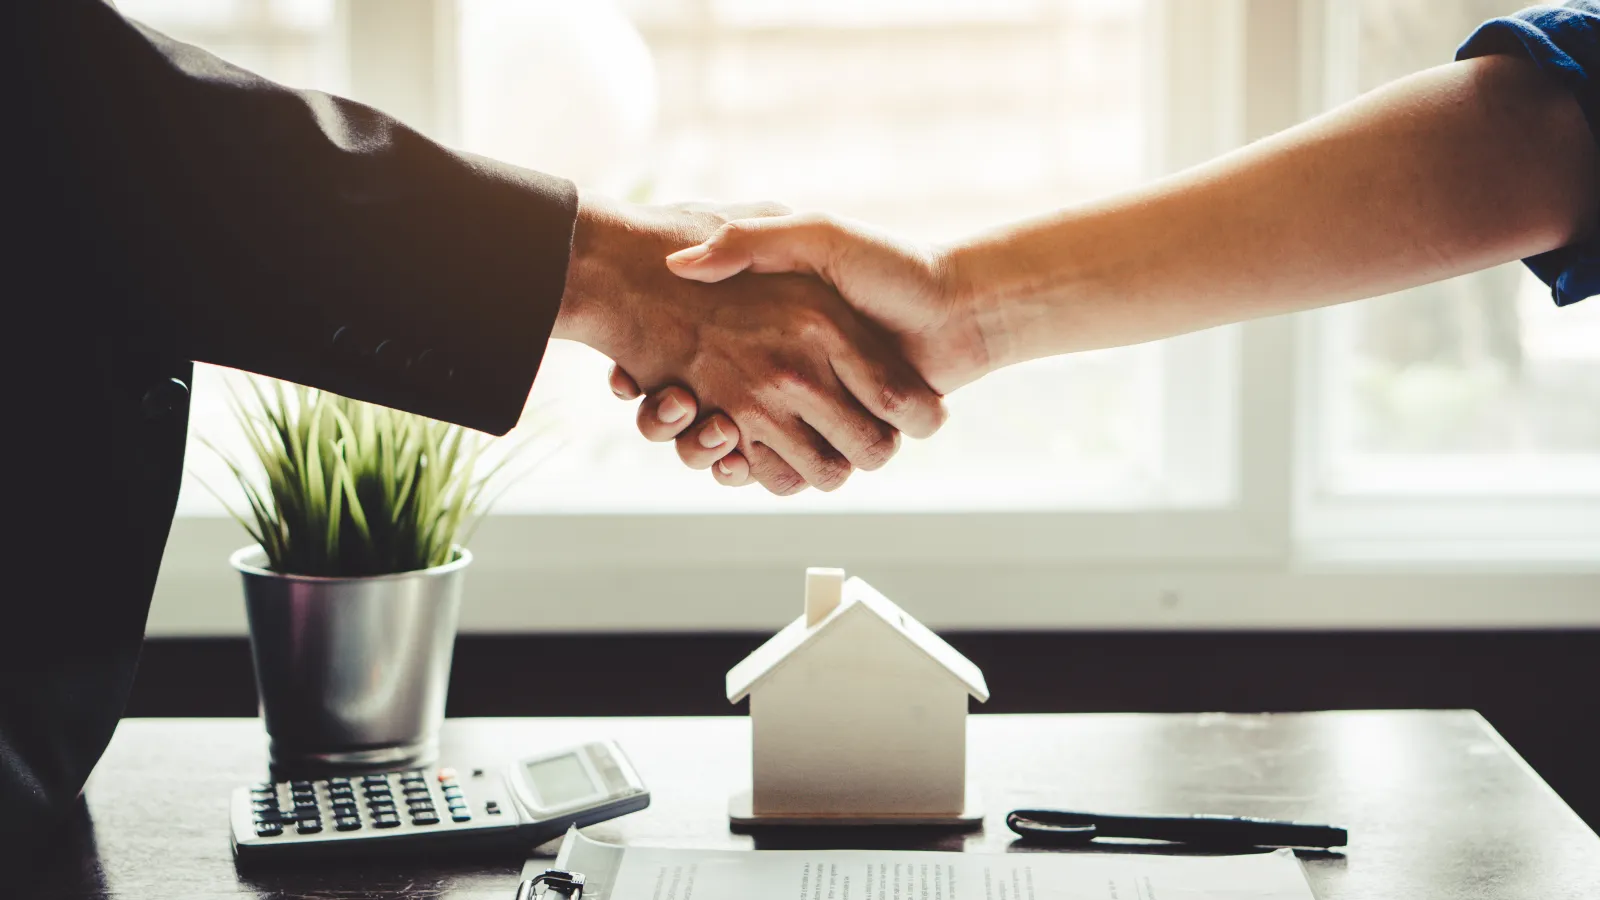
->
[[1457, 1, 1600, 307]]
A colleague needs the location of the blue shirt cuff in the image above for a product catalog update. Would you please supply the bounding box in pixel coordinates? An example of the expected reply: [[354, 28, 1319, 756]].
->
[[1458, 1, 1600, 306]]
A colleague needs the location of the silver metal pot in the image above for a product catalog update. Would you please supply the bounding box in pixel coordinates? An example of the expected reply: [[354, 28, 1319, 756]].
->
[[231, 545, 469, 772]]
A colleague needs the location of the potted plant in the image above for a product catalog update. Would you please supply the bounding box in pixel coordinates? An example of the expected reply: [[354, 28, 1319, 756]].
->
[[206, 379, 517, 772]]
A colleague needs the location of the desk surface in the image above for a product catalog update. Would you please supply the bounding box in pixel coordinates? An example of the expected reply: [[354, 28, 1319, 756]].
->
[[34, 712, 1600, 899]]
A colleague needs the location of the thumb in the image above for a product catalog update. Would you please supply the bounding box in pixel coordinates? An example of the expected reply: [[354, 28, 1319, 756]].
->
[[664, 215, 837, 284]]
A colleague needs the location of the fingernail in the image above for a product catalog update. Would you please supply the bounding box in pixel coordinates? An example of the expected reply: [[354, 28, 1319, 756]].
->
[[698, 421, 727, 448], [716, 459, 733, 477], [611, 386, 631, 400], [666, 244, 711, 264], [657, 395, 687, 423]]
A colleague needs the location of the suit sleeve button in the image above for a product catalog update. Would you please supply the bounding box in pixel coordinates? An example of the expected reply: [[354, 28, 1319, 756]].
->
[[330, 325, 368, 359], [141, 377, 190, 421], [414, 349, 454, 383], [373, 339, 410, 372]]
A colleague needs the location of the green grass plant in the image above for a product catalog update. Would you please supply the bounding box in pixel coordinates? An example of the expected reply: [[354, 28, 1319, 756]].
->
[[202, 379, 517, 577]]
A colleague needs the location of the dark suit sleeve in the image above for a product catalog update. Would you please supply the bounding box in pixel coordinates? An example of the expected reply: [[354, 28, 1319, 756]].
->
[[31, 0, 580, 434]]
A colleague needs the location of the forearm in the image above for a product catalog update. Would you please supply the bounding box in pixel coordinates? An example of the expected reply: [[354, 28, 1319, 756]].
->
[[949, 54, 1598, 371]]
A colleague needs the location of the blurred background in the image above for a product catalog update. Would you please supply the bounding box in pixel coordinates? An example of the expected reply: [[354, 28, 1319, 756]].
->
[[117, 0, 1599, 823]]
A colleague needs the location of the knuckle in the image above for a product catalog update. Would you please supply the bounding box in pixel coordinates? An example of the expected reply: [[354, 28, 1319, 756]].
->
[[855, 429, 901, 471], [791, 306, 840, 345], [765, 468, 808, 496], [810, 456, 853, 492], [719, 219, 757, 242], [877, 381, 911, 419], [764, 364, 819, 400]]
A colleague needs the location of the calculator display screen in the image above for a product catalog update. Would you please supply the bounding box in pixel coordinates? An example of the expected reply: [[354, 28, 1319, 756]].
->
[[525, 753, 597, 808]]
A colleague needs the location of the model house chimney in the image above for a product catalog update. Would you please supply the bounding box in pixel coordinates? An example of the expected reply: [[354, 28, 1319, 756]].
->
[[805, 567, 846, 626]]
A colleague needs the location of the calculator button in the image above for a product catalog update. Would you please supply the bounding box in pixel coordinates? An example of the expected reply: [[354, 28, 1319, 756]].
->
[[255, 822, 284, 837], [403, 769, 425, 779], [436, 767, 458, 781], [442, 787, 463, 800], [403, 788, 431, 800], [372, 813, 401, 828], [451, 811, 472, 822], [334, 817, 362, 831], [410, 812, 440, 826], [407, 803, 435, 815], [328, 776, 350, 786], [361, 775, 389, 786], [297, 819, 323, 834]]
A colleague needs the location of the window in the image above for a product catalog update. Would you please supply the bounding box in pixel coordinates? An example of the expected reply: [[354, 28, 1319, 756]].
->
[[116, 0, 1597, 635], [454, 0, 1237, 513], [1299, 0, 1600, 554]]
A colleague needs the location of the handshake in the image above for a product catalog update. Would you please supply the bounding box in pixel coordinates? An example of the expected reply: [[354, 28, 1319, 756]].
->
[[549, 48, 1598, 495], [553, 194, 1002, 495]]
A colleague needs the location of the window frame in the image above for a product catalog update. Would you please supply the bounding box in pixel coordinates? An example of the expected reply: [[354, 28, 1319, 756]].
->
[[145, 0, 1600, 637], [1292, 0, 1600, 562]]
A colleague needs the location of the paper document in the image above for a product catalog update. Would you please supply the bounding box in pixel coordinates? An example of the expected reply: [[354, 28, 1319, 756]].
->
[[544, 829, 1317, 900]]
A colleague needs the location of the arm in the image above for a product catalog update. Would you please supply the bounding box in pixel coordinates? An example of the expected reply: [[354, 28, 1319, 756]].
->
[[640, 50, 1598, 477], [951, 52, 1597, 372]]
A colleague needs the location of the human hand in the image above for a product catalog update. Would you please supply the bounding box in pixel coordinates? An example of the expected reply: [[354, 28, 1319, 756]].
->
[[554, 197, 947, 494], [612, 213, 996, 483]]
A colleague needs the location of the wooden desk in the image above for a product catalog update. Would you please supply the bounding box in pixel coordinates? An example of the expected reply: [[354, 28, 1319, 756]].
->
[[32, 712, 1600, 899]]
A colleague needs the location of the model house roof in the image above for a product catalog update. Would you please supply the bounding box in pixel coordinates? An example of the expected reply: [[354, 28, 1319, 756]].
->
[[726, 571, 990, 704]]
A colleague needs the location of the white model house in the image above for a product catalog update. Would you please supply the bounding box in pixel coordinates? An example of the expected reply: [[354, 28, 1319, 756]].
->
[[726, 568, 989, 823]]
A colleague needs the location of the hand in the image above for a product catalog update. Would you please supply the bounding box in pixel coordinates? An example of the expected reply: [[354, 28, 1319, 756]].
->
[[555, 197, 948, 495], [612, 213, 995, 483]]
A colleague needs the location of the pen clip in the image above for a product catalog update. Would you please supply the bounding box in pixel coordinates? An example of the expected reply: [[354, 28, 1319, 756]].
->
[[515, 869, 587, 900], [1005, 810, 1099, 844]]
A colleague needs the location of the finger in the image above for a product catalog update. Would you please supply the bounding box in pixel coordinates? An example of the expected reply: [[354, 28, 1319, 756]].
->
[[788, 380, 901, 473], [744, 441, 810, 496], [675, 413, 742, 470], [664, 215, 840, 284], [712, 450, 752, 487], [635, 386, 697, 442], [784, 366, 908, 470], [831, 322, 948, 440], [754, 418, 854, 493], [608, 364, 642, 400]]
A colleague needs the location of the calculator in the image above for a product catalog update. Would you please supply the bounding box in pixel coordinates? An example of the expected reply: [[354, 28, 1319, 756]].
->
[[230, 740, 649, 862]]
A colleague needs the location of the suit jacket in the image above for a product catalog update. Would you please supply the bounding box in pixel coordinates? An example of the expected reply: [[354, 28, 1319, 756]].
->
[[4, 0, 578, 864]]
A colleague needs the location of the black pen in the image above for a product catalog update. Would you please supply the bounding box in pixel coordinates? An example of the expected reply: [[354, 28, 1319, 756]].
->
[[1006, 808, 1348, 849]]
